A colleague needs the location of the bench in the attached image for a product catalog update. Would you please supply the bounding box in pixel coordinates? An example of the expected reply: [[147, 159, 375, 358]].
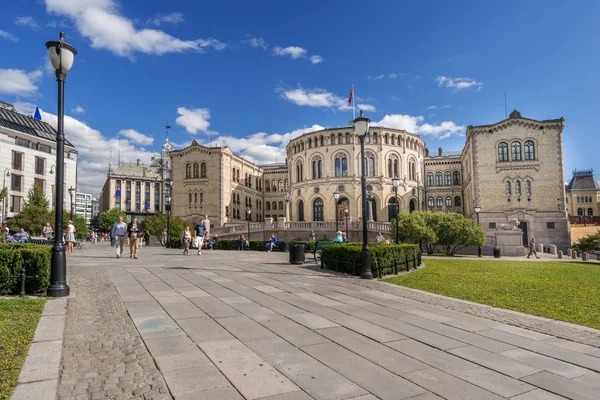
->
[[308, 241, 336, 264], [229, 239, 249, 250], [264, 240, 279, 252]]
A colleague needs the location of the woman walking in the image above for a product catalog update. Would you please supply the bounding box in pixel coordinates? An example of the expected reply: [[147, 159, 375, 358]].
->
[[182, 226, 192, 255], [66, 220, 76, 253]]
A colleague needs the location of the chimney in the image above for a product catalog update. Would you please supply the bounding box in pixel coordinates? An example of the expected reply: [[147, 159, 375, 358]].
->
[[136, 159, 141, 166], [425, 148, 430, 157], [438, 147, 443, 156]]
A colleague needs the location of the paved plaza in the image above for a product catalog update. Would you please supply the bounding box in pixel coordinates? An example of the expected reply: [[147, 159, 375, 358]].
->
[[52, 244, 600, 400]]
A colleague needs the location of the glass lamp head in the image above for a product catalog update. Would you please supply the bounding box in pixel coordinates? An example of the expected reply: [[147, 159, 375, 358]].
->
[[352, 110, 371, 137], [333, 190, 340, 201], [474, 205, 481, 213], [45, 32, 77, 74], [392, 176, 400, 188]]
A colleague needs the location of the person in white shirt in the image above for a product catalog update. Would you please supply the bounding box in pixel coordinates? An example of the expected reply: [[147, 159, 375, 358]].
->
[[111, 217, 128, 258], [66, 220, 76, 253]]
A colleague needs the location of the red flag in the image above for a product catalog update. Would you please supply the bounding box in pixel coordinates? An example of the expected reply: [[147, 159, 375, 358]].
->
[[347, 86, 354, 106]]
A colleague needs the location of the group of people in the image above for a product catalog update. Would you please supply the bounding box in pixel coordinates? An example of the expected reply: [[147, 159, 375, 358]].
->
[[181, 220, 218, 255], [333, 231, 349, 243]]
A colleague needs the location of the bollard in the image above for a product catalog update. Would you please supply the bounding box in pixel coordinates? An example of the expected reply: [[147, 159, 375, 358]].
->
[[583, 252, 589, 261], [537, 244, 543, 252], [572, 250, 577, 259], [558, 250, 563, 259], [550, 245, 557, 255], [19, 267, 26, 298], [567, 249, 572, 257]]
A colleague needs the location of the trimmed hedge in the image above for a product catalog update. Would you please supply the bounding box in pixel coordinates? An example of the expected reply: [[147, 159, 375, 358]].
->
[[215, 239, 319, 252], [321, 243, 420, 277], [0, 243, 51, 294]]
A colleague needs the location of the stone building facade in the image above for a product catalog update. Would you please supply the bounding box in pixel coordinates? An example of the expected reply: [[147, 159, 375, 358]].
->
[[565, 170, 600, 217], [171, 110, 569, 246]]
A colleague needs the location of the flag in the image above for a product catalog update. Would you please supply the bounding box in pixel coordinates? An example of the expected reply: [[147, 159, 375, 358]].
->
[[347, 86, 354, 106], [33, 107, 42, 121]]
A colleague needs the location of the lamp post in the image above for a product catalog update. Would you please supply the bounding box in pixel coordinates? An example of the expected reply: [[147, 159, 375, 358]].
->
[[46, 32, 77, 297], [417, 172, 421, 211], [284, 192, 290, 221], [353, 110, 373, 279], [333, 190, 340, 232], [68, 186, 75, 220], [344, 207, 349, 241], [2, 168, 10, 223], [474, 204, 482, 257], [392, 176, 400, 243], [246, 207, 251, 243]]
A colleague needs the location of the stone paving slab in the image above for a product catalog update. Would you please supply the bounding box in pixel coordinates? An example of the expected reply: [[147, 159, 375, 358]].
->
[[177, 316, 235, 343], [521, 371, 600, 400], [216, 315, 277, 342], [403, 368, 504, 400], [18, 340, 62, 383], [511, 389, 568, 400], [161, 365, 230, 396], [10, 378, 58, 400], [448, 345, 541, 378]]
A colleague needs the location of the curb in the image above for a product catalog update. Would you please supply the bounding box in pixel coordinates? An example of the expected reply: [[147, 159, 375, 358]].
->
[[10, 298, 67, 400]]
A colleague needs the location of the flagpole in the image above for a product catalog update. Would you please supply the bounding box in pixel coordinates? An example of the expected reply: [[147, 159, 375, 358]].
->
[[352, 84, 356, 120]]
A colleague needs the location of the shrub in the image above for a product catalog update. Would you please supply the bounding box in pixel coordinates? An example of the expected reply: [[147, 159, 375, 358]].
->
[[321, 243, 420, 276], [0, 243, 51, 294]]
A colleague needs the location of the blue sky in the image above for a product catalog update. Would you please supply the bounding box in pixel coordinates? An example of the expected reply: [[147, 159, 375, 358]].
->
[[1, 0, 599, 195]]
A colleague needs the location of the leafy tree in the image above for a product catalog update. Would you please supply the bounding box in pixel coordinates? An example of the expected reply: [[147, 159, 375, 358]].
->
[[422, 212, 444, 254], [391, 212, 436, 251], [435, 212, 486, 255], [90, 215, 100, 229], [145, 213, 187, 245], [7, 184, 51, 235], [47, 211, 88, 239], [99, 208, 126, 231], [572, 232, 600, 253]]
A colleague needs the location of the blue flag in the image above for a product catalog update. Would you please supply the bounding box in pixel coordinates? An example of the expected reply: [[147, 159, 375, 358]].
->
[[33, 107, 42, 121]]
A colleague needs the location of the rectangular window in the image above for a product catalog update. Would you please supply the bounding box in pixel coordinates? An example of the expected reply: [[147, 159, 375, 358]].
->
[[154, 183, 160, 211], [547, 222, 555, 229], [11, 174, 23, 192], [489, 222, 497, 229], [37, 143, 52, 153], [12, 151, 23, 171], [34, 178, 44, 191], [15, 138, 30, 148], [35, 156, 45, 175], [10, 195, 23, 213]]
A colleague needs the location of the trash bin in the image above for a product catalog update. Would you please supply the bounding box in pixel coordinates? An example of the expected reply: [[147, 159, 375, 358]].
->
[[493, 247, 501, 258], [289, 243, 305, 264], [279, 242, 289, 252]]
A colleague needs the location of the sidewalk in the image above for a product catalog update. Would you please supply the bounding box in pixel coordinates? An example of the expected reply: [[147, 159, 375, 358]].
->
[[57, 244, 600, 399]]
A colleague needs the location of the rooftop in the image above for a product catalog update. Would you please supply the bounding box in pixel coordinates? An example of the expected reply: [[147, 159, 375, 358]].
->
[[0, 105, 75, 147], [566, 169, 600, 192]]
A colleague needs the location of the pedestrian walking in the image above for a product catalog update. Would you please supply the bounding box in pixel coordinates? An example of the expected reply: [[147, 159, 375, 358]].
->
[[127, 216, 141, 259], [66, 220, 76, 252], [194, 229, 203, 255], [182, 227, 192, 255], [144, 230, 150, 246], [111, 217, 127, 258], [527, 238, 541, 259]]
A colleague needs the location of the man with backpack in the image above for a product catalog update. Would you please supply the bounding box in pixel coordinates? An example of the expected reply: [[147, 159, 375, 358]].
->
[[527, 237, 541, 259]]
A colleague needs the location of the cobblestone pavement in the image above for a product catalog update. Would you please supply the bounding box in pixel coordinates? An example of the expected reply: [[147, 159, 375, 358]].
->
[[58, 258, 172, 400]]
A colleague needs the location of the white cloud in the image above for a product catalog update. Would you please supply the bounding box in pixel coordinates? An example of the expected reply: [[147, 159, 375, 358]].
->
[[44, 0, 226, 57], [118, 128, 154, 146], [310, 55, 324, 64], [14, 16, 40, 30], [71, 105, 85, 113], [176, 107, 211, 134], [0, 30, 18, 41], [388, 73, 398, 79], [0, 68, 42, 96], [375, 114, 465, 139], [278, 86, 375, 112], [147, 12, 184, 26], [427, 105, 436, 110], [273, 46, 307, 59], [436, 76, 482, 90], [357, 104, 376, 112], [244, 36, 267, 50], [442, 104, 452, 108], [368, 74, 385, 80]]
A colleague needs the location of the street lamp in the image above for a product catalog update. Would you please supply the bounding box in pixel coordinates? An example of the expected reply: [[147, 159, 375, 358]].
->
[[68, 186, 75, 220], [166, 180, 172, 247], [352, 110, 373, 279], [392, 176, 400, 243], [2, 168, 10, 223], [474, 204, 482, 257], [284, 192, 290, 221], [344, 207, 349, 241], [246, 207, 251, 243], [46, 32, 77, 298], [333, 190, 340, 233]]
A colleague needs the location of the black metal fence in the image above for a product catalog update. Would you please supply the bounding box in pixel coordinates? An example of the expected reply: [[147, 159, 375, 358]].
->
[[0, 266, 39, 297]]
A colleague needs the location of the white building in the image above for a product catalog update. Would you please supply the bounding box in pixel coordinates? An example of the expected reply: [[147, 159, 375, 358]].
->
[[91, 198, 99, 219], [0, 102, 77, 222], [75, 192, 93, 225]]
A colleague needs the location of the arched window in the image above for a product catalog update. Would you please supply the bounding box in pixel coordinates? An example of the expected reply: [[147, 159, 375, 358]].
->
[[524, 140, 535, 160], [444, 171, 451, 186], [525, 180, 532, 197], [200, 162, 207, 178], [409, 159, 416, 181], [384, 134, 389, 145], [308, 139, 312, 149], [265, 181, 270, 192], [345, 132, 351, 144], [237, 169, 240, 182], [193, 163, 199, 178], [588, 208, 594, 216], [335, 153, 348, 177], [445, 196, 452, 207], [387, 155, 399, 178], [365, 152, 375, 177], [200, 192, 203, 205], [313, 198, 324, 221], [232, 168, 236, 181], [186, 163, 192, 178], [296, 163, 303, 182], [194, 193, 198, 206], [301, 142, 305, 151], [516, 180, 522, 197], [312, 157, 323, 179], [188, 193, 192, 205], [455, 196, 461, 207], [298, 200, 305, 221], [284, 179, 288, 189], [577, 208, 583, 216], [428, 197, 434, 208], [365, 132, 370, 144], [279, 201, 284, 210], [278, 180, 283, 191], [272, 180, 277, 191], [435, 172, 443, 186], [453, 171, 460, 185], [272, 201, 277, 210], [437, 197, 443, 207], [498, 142, 509, 161], [427, 172, 434, 186], [506, 181, 512, 196], [373, 132, 378, 144], [338, 133, 343, 144], [266, 202, 270, 211], [320, 135, 324, 146], [511, 142, 522, 161]]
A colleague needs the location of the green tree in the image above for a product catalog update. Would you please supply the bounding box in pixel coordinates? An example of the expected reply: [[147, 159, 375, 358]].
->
[[144, 214, 187, 245], [391, 212, 437, 251], [47, 211, 88, 239], [7, 184, 51, 235], [422, 212, 444, 254], [572, 232, 600, 253], [435, 212, 486, 255], [99, 208, 126, 231]]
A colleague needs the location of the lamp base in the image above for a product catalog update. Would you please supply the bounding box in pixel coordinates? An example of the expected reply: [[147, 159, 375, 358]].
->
[[47, 284, 70, 297]]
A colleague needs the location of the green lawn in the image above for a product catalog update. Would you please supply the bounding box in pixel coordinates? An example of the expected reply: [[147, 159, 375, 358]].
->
[[383, 259, 600, 330], [0, 298, 47, 400]]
